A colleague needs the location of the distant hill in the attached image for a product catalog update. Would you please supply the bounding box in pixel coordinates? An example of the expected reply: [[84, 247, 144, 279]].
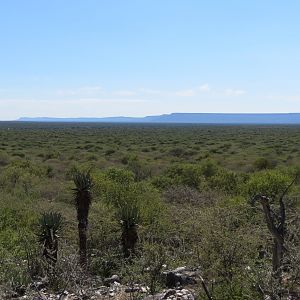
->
[[18, 113, 300, 124]]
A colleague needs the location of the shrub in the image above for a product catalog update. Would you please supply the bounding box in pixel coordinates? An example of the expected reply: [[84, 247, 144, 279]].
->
[[140, 244, 166, 295], [195, 204, 262, 299], [246, 170, 293, 199], [94, 168, 165, 257], [164, 164, 204, 189], [253, 157, 275, 170], [127, 156, 152, 181], [163, 185, 202, 205], [37, 212, 63, 269], [0, 151, 10, 166], [0, 160, 48, 191], [209, 169, 241, 194], [169, 147, 185, 157], [200, 159, 219, 178]]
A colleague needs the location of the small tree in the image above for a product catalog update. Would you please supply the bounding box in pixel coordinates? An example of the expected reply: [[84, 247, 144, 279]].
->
[[72, 170, 93, 267], [38, 212, 63, 270], [248, 170, 298, 278], [118, 195, 140, 258]]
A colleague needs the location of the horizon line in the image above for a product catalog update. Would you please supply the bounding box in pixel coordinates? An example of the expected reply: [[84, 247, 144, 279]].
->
[[14, 112, 300, 119]]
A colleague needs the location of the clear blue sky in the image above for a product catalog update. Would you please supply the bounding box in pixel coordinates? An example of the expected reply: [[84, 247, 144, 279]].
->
[[1, 0, 300, 120]]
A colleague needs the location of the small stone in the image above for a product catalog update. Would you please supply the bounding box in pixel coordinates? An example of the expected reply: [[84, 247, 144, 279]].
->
[[125, 287, 140, 293], [104, 274, 120, 286], [111, 274, 120, 282], [173, 267, 186, 273], [162, 289, 177, 299]]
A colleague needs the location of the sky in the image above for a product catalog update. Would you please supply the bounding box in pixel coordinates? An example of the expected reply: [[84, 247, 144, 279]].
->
[[1, 0, 300, 120]]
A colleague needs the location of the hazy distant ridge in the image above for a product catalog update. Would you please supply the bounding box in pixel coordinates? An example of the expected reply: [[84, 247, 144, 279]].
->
[[18, 113, 300, 124]]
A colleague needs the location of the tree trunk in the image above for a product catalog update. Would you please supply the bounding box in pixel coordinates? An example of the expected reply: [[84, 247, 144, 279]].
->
[[78, 221, 87, 267], [260, 196, 285, 276], [122, 225, 138, 258], [272, 236, 284, 277], [43, 238, 58, 270]]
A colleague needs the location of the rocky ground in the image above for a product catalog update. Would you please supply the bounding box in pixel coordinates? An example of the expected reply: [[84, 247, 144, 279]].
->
[[2, 267, 199, 300]]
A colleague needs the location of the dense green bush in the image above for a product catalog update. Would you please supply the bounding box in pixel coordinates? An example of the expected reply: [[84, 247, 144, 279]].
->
[[152, 163, 204, 190], [208, 169, 241, 194], [0, 160, 48, 193], [93, 167, 166, 257], [126, 156, 152, 181], [253, 157, 275, 170], [246, 169, 294, 199]]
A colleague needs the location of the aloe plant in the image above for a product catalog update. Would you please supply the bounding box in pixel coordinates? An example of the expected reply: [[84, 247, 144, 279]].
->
[[72, 170, 93, 267], [117, 198, 140, 258], [38, 212, 63, 269]]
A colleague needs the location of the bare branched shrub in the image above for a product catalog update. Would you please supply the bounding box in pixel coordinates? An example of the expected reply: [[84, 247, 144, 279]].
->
[[162, 185, 220, 206]]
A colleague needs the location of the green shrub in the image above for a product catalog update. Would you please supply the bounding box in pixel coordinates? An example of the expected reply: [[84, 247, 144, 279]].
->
[[94, 168, 166, 256], [164, 164, 204, 189], [253, 157, 275, 170], [195, 204, 262, 300], [246, 170, 293, 199], [0, 151, 10, 166], [169, 147, 185, 157], [200, 159, 219, 178], [127, 156, 152, 181], [0, 160, 48, 192], [209, 169, 241, 194], [139, 243, 167, 295]]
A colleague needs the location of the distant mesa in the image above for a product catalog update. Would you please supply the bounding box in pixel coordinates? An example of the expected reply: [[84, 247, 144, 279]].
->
[[17, 113, 300, 124]]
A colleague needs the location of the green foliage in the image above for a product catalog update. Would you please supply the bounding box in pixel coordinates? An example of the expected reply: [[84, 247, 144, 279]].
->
[[94, 168, 166, 254], [123, 243, 167, 295], [126, 156, 152, 181], [141, 243, 166, 294], [72, 168, 93, 223], [195, 204, 262, 300], [153, 163, 204, 190], [209, 169, 241, 194], [117, 192, 140, 229], [151, 174, 175, 190], [43, 149, 61, 160], [0, 123, 300, 298], [105, 167, 135, 185], [0, 151, 10, 166], [0, 160, 48, 192], [246, 169, 293, 199], [253, 157, 275, 170], [95, 168, 164, 229], [73, 169, 93, 194], [200, 159, 219, 178], [152, 160, 243, 200], [169, 147, 185, 157], [0, 195, 37, 256], [0, 252, 31, 291], [37, 212, 63, 245]]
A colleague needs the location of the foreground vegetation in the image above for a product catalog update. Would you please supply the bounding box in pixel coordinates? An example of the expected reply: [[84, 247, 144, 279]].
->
[[0, 122, 300, 299]]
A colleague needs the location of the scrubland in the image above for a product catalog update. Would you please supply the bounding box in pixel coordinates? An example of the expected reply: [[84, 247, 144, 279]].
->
[[0, 122, 300, 299]]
